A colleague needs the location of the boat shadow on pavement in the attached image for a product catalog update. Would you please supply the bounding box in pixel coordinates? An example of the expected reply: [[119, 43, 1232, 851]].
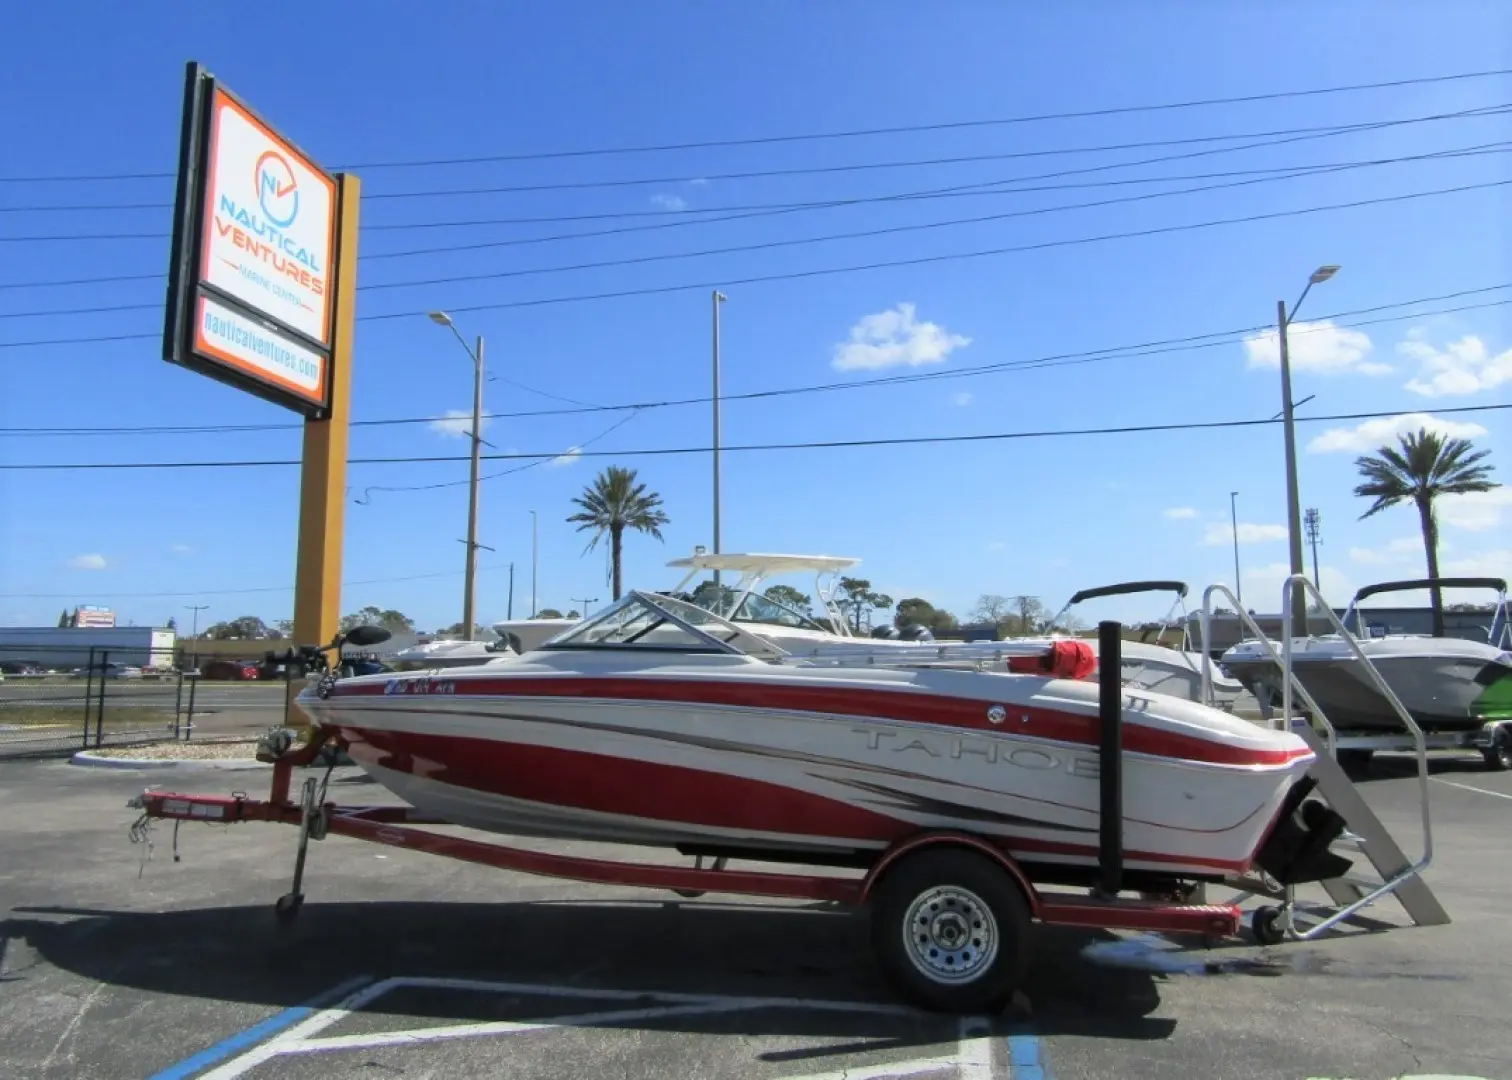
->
[[0, 897, 1265, 1044]]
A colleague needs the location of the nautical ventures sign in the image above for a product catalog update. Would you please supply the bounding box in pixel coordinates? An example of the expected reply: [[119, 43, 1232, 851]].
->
[[163, 62, 345, 417]]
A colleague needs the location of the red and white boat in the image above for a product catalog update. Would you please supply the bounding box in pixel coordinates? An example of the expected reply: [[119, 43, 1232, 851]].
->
[[297, 589, 1316, 888], [132, 589, 1358, 1014]]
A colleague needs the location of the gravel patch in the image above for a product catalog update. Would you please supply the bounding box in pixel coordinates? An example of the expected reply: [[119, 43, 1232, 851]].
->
[[106, 739, 264, 760]]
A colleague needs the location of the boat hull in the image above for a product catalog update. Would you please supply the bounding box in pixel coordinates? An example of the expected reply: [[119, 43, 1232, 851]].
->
[[1222, 651, 1512, 734], [300, 665, 1313, 883]]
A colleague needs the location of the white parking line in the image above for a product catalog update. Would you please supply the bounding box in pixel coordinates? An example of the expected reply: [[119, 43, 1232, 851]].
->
[[199, 976, 1006, 1079], [1433, 778, 1512, 801]]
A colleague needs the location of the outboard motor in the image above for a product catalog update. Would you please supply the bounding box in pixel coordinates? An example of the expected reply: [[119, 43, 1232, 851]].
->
[[898, 623, 935, 642], [871, 625, 901, 640]]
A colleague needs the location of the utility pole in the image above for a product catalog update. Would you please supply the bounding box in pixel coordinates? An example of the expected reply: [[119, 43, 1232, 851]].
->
[[571, 596, 598, 618], [184, 604, 208, 670], [1275, 265, 1339, 637], [712, 290, 727, 589], [428, 312, 487, 641], [1304, 507, 1323, 591], [507, 563, 515, 620], [530, 510, 538, 617], [1229, 491, 1243, 609]]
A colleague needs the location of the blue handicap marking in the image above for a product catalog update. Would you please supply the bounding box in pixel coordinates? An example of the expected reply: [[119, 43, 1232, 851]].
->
[[1007, 1031, 1050, 1080]]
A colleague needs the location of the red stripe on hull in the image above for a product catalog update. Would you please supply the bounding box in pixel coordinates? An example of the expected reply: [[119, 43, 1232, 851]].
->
[[344, 727, 906, 843], [334, 675, 1307, 768], [338, 727, 1254, 874]]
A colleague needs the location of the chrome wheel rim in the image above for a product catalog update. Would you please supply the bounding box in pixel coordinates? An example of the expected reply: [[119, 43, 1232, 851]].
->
[[901, 884, 998, 984]]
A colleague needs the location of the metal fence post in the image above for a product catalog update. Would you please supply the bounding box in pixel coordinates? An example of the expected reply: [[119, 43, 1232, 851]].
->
[[81, 646, 96, 751], [173, 669, 184, 740], [184, 668, 197, 741], [94, 649, 109, 749]]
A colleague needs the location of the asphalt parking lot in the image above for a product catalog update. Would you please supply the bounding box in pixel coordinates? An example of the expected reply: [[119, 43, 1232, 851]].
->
[[2, 753, 1509, 1079]]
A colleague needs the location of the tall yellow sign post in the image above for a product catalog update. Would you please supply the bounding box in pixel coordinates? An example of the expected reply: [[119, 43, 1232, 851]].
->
[[161, 61, 360, 725]]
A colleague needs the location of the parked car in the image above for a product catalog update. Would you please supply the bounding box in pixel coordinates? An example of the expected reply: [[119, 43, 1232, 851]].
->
[[199, 659, 260, 681], [0, 660, 46, 676]]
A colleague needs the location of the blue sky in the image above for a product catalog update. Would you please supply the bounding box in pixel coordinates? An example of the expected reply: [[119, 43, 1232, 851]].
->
[[1, 1, 1509, 634]]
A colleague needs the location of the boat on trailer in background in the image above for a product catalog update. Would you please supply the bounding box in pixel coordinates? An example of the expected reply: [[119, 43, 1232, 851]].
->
[[128, 590, 1360, 1013]]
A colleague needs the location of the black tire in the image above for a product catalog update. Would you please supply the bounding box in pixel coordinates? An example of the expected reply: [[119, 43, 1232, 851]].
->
[[868, 847, 1032, 1014], [1482, 727, 1512, 772], [1251, 905, 1286, 945], [1336, 749, 1374, 775]]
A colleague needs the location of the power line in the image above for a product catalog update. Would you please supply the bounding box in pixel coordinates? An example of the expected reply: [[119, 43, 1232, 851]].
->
[[3, 177, 1508, 351], [3, 285, 1508, 436], [4, 102, 1507, 216], [4, 402, 1507, 473], [16, 146, 1512, 321], [2, 66, 1509, 184]]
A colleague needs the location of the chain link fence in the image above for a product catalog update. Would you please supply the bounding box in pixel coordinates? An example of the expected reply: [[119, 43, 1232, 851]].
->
[[0, 644, 227, 759]]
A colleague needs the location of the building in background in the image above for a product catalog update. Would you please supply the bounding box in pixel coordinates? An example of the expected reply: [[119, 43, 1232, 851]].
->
[[72, 606, 117, 628], [0, 626, 176, 671]]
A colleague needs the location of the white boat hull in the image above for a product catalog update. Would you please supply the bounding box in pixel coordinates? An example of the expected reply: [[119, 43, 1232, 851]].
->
[[300, 661, 1313, 883]]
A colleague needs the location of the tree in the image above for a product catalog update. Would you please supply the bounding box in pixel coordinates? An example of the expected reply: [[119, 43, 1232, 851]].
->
[[763, 585, 812, 614], [340, 607, 415, 634], [274, 619, 295, 638], [166, 616, 177, 632], [833, 577, 893, 633], [1353, 427, 1499, 637], [971, 594, 1013, 625], [535, 608, 565, 619], [895, 597, 959, 637], [57, 608, 70, 628], [205, 615, 272, 640], [566, 610, 581, 619], [436, 622, 488, 637], [1010, 595, 1047, 635], [566, 465, 670, 600]]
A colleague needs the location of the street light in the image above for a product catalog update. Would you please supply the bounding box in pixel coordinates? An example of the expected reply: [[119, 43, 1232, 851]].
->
[[711, 290, 727, 588], [427, 310, 486, 641], [1229, 492, 1242, 609], [1275, 264, 1339, 637]]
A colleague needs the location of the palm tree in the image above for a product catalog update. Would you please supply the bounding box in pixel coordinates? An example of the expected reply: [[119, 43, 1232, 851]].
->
[[1352, 427, 1499, 637], [566, 466, 671, 600]]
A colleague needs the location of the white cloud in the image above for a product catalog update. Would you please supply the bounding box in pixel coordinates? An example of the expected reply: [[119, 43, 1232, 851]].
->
[[1306, 412, 1488, 454], [1202, 522, 1289, 546], [951, 391, 972, 407], [1240, 562, 1354, 611], [68, 554, 107, 571], [1162, 507, 1199, 520], [1400, 335, 1512, 397], [688, 177, 709, 187], [1438, 487, 1512, 532], [428, 409, 489, 439], [1349, 536, 1422, 565], [984, 540, 1007, 553], [170, 543, 194, 555], [550, 446, 582, 467], [650, 193, 687, 212], [1243, 320, 1387, 375], [831, 303, 970, 372]]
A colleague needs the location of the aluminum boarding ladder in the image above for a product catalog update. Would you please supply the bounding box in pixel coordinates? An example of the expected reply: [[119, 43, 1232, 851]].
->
[[1199, 576, 1449, 939]]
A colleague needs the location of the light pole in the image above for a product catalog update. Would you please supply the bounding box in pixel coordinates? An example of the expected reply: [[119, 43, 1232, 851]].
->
[[184, 604, 207, 669], [427, 311, 485, 640], [711, 290, 727, 588], [1275, 264, 1339, 638], [1229, 491, 1242, 609], [1304, 507, 1322, 590], [530, 509, 538, 618], [571, 596, 598, 618]]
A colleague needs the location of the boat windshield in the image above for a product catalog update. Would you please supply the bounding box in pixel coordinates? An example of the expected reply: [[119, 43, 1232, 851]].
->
[[680, 579, 830, 631], [537, 591, 787, 659]]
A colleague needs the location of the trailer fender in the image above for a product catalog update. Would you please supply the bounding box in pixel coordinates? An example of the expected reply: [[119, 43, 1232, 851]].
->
[[860, 832, 1041, 918]]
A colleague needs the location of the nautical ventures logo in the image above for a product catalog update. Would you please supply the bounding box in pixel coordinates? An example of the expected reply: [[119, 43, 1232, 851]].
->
[[255, 150, 299, 228]]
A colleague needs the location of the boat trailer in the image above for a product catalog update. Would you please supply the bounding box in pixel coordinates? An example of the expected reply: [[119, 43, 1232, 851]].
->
[[126, 619, 1315, 1014]]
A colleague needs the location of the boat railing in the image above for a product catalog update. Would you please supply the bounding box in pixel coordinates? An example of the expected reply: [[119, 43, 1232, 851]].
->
[[1277, 573, 1434, 940], [1198, 584, 1339, 755], [777, 639, 1070, 670]]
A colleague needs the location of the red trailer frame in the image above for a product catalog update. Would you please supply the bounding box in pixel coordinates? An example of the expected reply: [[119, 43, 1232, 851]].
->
[[130, 729, 1243, 939]]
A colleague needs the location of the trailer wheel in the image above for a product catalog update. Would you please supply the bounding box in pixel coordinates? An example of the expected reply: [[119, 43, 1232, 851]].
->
[[1482, 727, 1512, 772], [868, 848, 1031, 1014], [1250, 905, 1286, 945]]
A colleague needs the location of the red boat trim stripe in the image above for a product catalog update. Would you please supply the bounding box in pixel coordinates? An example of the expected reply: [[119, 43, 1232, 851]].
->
[[341, 728, 1254, 875], [334, 675, 1310, 768]]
